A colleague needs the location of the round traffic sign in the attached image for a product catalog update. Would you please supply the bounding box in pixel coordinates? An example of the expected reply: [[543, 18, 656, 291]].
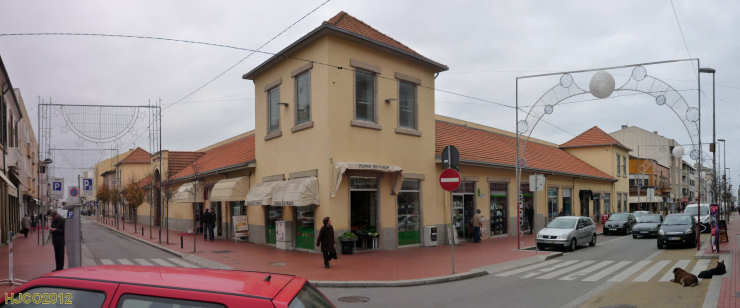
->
[[439, 168, 461, 192], [70, 187, 79, 197]]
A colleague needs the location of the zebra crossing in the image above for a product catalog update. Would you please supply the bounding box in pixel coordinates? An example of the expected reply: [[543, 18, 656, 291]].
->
[[495, 258, 711, 283], [95, 257, 199, 268]]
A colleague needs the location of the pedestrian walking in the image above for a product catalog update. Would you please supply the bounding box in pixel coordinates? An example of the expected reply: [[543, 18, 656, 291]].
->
[[472, 209, 482, 243], [47, 209, 66, 271], [316, 217, 337, 269], [203, 209, 211, 240], [526, 206, 534, 234], [21, 214, 31, 237], [207, 209, 216, 241]]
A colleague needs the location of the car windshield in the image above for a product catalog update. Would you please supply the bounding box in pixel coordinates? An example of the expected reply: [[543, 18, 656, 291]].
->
[[637, 215, 661, 223], [608, 213, 629, 221], [684, 206, 709, 215], [546, 218, 578, 229], [663, 215, 692, 225], [289, 283, 334, 308]]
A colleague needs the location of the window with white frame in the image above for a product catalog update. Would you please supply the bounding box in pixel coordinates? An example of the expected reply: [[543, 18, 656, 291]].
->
[[267, 86, 280, 133], [355, 69, 376, 122], [617, 154, 621, 177], [398, 80, 417, 129], [294, 70, 311, 125]]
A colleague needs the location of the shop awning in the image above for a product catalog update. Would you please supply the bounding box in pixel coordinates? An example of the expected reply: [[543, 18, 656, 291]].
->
[[629, 196, 664, 203], [172, 182, 203, 203], [210, 176, 249, 202], [245, 181, 281, 206], [272, 177, 319, 207], [0, 171, 17, 197], [332, 162, 402, 197]]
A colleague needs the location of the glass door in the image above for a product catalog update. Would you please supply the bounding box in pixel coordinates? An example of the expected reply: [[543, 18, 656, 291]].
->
[[490, 183, 507, 236], [397, 180, 421, 246], [295, 206, 315, 250], [266, 206, 283, 244], [350, 177, 378, 250], [452, 194, 464, 242]]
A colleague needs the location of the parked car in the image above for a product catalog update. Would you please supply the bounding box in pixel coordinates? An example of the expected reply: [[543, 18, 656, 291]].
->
[[631, 211, 651, 218], [657, 214, 698, 249], [632, 214, 662, 238], [603, 213, 636, 235], [1, 265, 334, 307], [683, 203, 711, 233], [536, 216, 596, 251]]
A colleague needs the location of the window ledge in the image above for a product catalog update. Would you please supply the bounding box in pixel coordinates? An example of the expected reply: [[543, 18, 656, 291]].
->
[[264, 130, 283, 141], [291, 121, 314, 133], [395, 127, 422, 137], [351, 120, 382, 130]]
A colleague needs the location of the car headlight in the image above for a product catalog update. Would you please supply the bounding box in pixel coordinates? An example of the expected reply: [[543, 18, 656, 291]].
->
[[658, 229, 665, 235], [685, 228, 694, 234], [558, 234, 568, 240]]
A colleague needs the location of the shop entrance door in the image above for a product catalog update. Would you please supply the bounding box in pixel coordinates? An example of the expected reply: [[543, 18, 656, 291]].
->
[[452, 181, 476, 241], [193, 203, 204, 233], [295, 206, 315, 250], [350, 177, 378, 250], [213, 202, 223, 238], [266, 206, 283, 244], [579, 191, 591, 217]]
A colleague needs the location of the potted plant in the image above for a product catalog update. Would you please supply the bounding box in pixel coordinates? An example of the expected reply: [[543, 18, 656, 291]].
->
[[340, 231, 358, 254]]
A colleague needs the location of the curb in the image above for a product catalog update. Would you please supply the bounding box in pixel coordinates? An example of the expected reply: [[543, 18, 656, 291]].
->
[[545, 252, 564, 260], [311, 269, 488, 288], [96, 221, 185, 258]]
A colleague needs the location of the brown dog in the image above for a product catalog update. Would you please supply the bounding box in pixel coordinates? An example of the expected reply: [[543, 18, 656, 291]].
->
[[672, 267, 698, 287]]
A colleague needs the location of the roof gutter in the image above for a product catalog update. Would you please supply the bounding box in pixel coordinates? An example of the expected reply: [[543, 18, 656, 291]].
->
[[168, 160, 256, 184]]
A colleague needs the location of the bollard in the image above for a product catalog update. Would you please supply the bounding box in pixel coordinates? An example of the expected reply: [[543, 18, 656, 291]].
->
[[193, 236, 196, 253], [141, 226, 144, 236], [180, 236, 183, 249]]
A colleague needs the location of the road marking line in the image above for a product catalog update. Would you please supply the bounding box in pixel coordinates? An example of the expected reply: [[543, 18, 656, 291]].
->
[[151, 258, 175, 267], [690, 259, 711, 275], [536, 260, 596, 280], [134, 258, 154, 266], [634, 260, 671, 282], [608, 260, 651, 282], [659, 260, 691, 282], [496, 260, 562, 277], [521, 260, 579, 278], [582, 260, 632, 282], [168, 257, 198, 268], [559, 260, 614, 281], [100, 259, 114, 265], [117, 258, 133, 265]]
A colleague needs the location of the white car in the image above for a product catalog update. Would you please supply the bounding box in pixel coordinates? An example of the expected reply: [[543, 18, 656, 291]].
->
[[683, 203, 711, 232], [536, 216, 596, 251]]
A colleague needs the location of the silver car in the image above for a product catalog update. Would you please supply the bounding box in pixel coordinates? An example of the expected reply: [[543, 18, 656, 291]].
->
[[536, 216, 597, 251]]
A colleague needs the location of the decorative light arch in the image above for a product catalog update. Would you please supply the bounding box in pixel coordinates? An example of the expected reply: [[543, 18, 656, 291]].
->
[[514, 58, 703, 249]]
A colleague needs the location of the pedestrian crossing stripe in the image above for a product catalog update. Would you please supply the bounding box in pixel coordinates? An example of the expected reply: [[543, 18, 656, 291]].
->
[[95, 257, 198, 268], [497, 259, 711, 283]]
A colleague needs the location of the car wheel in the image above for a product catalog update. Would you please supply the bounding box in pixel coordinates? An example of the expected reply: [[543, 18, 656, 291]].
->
[[589, 234, 596, 247], [657, 241, 663, 249], [569, 239, 577, 251], [537, 243, 544, 251], [633, 235, 637, 239]]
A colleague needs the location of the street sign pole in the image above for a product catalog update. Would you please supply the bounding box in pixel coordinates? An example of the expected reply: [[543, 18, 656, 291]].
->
[[440, 166, 460, 275]]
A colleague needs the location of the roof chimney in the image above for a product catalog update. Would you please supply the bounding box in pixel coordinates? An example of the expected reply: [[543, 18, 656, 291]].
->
[[621, 125, 628, 129]]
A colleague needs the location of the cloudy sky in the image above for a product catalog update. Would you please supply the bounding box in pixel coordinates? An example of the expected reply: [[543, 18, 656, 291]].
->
[[1, 1, 738, 191]]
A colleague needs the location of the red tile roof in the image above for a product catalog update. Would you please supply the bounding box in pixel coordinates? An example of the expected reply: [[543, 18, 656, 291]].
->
[[136, 175, 152, 188], [560, 126, 630, 150], [326, 11, 420, 57], [118, 147, 150, 165], [435, 121, 615, 181], [167, 152, 206, 179], [171, 134, 255, 180]]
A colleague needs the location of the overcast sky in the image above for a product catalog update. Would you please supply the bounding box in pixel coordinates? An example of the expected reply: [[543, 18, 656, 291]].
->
[[1, 1, 738, 192]]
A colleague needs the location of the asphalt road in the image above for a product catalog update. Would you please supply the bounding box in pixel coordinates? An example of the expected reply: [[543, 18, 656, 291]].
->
[[320, 234, 702, 308], [81, 217, 199, 268]]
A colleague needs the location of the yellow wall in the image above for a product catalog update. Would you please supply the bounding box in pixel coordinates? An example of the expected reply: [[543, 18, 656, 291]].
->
[[564, 145, 630, 213]]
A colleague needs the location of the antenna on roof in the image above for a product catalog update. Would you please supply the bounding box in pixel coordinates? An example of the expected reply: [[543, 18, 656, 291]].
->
[[264, 274, 271, 282]]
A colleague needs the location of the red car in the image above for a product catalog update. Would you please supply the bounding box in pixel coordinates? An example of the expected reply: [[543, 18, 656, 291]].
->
[[2, 265, 334, 307]]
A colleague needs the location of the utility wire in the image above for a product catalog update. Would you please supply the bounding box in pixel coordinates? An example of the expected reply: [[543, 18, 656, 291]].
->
[[669, 0, 692, 59]]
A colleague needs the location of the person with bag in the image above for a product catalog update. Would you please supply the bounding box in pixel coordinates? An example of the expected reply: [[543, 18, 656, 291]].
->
[[47, 209, 66, 271], [316, 217, 337, 269]]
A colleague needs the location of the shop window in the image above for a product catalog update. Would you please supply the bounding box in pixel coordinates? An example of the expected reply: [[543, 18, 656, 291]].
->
[[398, 80, 417, 129], [266, 206, 283, 244], [350, 176, 378, 250], [354, 69, 376, 122], [547, 187, 558, 220], [397, 179, 420, 246], [489, 183, 507, 236], [295, 70, 311, 125], [295, 206, 315, 250], [562, 188, 572, 216], [267, 86, 280, 133]]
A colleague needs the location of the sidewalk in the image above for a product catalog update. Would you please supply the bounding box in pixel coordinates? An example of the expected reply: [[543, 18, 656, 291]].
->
[[717, 213, 740, 308], [99, 217, 558, 282], [0, 228, 62, 294]]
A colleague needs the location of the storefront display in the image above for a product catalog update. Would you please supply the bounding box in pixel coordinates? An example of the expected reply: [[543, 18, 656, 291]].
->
[[398, 179, 421, 246], [453, 182, 476, 241], [490, 183, 507, 236], [295, 206, 315, 250], [350, 177, 378, 250], [266, 206, 283, 244]]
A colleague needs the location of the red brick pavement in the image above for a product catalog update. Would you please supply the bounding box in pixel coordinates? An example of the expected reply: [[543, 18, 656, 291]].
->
[[99, 217, 557, 281], [0, 227, 63, 295], [717, 213, 739, 308]]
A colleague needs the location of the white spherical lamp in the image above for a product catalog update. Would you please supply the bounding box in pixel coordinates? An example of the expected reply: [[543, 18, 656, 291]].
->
[[672, 146, 684, 158], [589, 71, 616, 99]]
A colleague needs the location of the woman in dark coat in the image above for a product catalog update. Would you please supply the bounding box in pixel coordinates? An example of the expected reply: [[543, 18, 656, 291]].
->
[[316, 217, 336, 268]]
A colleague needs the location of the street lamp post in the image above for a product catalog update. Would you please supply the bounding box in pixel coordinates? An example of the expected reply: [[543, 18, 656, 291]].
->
[[718, 138, 726, 220], [699, 68, 717, 206]]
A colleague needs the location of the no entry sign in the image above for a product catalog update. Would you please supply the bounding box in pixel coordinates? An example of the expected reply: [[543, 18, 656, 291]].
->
[[439, 168, 461, 191]]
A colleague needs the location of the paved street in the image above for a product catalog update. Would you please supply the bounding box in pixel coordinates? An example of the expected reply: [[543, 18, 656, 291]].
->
[[81, 217, 199, 268], [321, 233, 715, 308]]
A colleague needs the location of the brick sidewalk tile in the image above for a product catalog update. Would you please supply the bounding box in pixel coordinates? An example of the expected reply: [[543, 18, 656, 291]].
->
[[0, 228, 63, 294]]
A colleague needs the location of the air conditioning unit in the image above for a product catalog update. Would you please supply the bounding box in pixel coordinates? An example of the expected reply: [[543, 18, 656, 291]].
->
[[424, 226, 438, 247]]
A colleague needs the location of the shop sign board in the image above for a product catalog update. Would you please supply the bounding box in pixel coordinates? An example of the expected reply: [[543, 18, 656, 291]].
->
[[439, 168, 461, 191], [529, 174, 545, 191], [233, 215, 249, 240]]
